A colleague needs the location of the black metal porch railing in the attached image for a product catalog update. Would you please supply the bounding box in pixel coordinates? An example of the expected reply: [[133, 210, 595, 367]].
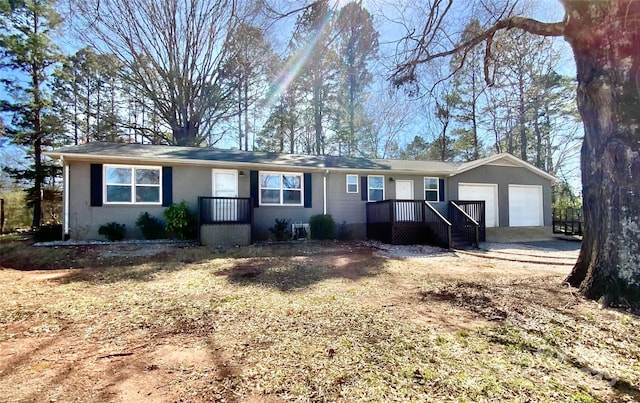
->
[[424, 201, 452, 249], [449, 201, 480, 248], [553, 208, 583, 235], [450, 200, 486, 242], [198, 197, 252, 225]]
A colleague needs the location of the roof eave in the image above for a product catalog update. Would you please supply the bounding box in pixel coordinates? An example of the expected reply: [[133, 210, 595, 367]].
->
[[44, 151, 328, 172], [453, 153, 558, 182]]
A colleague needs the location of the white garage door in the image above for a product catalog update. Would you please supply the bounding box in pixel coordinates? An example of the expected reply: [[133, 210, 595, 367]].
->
[[458, 183, 498, 227], [508, 185, 543, 227]]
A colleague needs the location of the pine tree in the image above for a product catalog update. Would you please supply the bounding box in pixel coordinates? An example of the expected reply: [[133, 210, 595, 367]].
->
[[0, 0, 64, 227]]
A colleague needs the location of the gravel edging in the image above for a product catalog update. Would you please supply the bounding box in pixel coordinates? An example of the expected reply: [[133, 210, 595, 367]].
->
[[34, 239, 198, 247]]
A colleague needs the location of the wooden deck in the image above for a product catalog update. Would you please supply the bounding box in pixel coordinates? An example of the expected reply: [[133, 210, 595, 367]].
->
[[366, 200, 485, 249]]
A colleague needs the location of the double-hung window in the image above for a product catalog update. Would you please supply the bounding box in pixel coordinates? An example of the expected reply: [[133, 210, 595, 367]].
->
[[368, 175, 384, 201], [105, 165, 162, 204], [259, 172, 303, 206], [346, 174, 358, 193], [424, 177, 439, 202]]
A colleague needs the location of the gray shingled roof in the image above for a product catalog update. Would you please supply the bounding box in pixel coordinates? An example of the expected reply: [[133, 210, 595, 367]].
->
[[45, 142, 460, 174]]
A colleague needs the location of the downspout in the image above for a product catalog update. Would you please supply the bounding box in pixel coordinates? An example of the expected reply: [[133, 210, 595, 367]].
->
[[323, 170, 328, 215], [62, 156, 69, 240]]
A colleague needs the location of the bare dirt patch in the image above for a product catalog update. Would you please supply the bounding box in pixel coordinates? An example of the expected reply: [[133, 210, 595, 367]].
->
[[0, 240, 638, 402]]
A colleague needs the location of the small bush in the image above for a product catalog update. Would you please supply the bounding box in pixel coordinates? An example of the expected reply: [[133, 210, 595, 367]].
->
[[163, 202, 197, 240], [269, 218, 291, 241], [309, 214, 335, 240], [136, 212, 166, 240], [98, 222, 126, 241], [33, 224, 63, 242]]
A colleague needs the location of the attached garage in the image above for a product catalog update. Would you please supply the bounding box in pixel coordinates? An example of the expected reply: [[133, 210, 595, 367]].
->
[[508, 185, 543, 226], [458, 183, 498, 227]]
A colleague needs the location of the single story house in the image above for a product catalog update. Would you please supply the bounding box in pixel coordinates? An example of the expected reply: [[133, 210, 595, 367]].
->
[[45, 142, 557, 247]]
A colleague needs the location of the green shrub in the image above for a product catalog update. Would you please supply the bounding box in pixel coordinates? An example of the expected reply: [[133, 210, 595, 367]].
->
[[163, 202, 197, 240], [98, 222, 126, 241], [309, 214, 335, 240], [268, 218, 291, 241], [33, 224, 63, 242], [136, 212, 166, 240]]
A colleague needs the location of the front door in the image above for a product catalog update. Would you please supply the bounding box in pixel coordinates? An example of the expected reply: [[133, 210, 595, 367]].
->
[[395, 180, 416, 221], [212, 169, 238, 221], [395, 180, 413, 200]]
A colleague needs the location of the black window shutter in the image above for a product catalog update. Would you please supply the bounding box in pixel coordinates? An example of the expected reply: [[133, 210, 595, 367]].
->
[[361, 176, 368, 201], [439, 178, 445, 202], [304, 173, 312, 208], [250, 170, 259, 208], [162, 167, 173, 206], [90, 164, 103, 207]]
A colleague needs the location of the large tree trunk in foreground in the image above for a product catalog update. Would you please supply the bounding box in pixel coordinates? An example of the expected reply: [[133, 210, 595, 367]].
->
[[563, 1, 640, 306], [391, 0, 640, 306]]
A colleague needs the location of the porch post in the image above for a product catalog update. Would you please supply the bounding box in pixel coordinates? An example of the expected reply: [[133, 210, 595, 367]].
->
[[323, 170, 328, 215]]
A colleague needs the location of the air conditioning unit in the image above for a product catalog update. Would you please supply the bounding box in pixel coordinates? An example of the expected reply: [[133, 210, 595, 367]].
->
[[292, 222, 310, 240]]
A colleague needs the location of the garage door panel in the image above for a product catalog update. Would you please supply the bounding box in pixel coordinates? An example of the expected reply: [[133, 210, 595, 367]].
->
[[458, 184, 498, 227], [508, 185, 543, 227]]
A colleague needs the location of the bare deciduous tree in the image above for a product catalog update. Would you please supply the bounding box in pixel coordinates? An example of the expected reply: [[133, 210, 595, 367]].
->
[[69, 0, 239, 146]]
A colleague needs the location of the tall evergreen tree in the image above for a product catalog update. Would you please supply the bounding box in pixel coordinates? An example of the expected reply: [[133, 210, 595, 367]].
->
[[224, 23, 277, 151], [449, 19, 487, 161], [290, 0, 336, 155], [332, 1, 378, 156], [52, 47, 124, 144], [0, 0, 63, 228]]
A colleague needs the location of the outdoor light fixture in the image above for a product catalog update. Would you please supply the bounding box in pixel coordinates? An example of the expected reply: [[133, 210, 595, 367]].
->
[[239, 171, 245, 177], [388, 177, 394, 182]]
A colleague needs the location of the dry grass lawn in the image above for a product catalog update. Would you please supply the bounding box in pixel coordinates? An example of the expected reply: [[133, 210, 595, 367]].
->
[[0, 238, 638, 402]]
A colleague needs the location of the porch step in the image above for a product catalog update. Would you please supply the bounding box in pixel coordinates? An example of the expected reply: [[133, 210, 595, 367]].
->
[[451, 232, 473, 250]]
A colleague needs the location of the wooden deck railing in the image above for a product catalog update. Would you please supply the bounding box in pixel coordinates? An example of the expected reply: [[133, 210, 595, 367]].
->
[[424, 202, 452, 249], [553, 208, 583, 235], [198, 197, 252, 225], [449, 201, 480, 248], [366, 200, 427, 245], [450, 200, 486, 242]]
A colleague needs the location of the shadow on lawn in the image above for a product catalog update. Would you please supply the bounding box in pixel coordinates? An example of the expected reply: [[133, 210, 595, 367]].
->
[[218, 253, 386, 292], [44, 242, 385, 291]]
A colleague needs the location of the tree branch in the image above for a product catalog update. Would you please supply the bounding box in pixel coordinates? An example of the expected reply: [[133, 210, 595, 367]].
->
[[392, 15, 565, 88]]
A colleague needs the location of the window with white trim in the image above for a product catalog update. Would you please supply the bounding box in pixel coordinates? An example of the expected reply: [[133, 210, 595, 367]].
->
[[259, 172, 303, 206], [368, 175, 384, 201], [424, 177, 439, 202], [105, 165, 162, 204], [346, 174, 358, 193]]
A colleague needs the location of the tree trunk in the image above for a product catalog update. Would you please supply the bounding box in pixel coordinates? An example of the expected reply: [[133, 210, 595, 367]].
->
[[518, 75, 527, 161], [471, 69, 480, 160], [440, 120, 449, 161], [32, 136, 43, 228], [563, 1, 640, 305], [313, 69, 323, 156], [244, 80, 249, 151], [237, 75, 243, 150]]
